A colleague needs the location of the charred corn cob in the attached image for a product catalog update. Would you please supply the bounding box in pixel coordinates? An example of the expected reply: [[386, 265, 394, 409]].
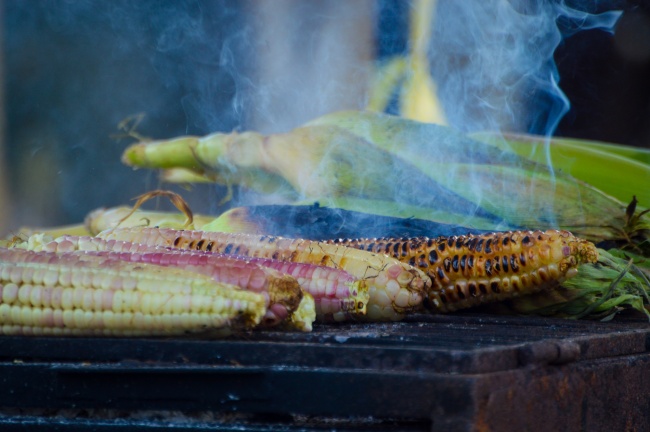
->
[[97, 227, 431, 321], [0, 249, 267, 336], [327, 230, 598, 312]]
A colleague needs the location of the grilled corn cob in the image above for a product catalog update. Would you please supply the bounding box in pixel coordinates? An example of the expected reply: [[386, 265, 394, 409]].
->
[[32, 234, 360, 322], [97, 227, 431, 321], [3, 245, 303, 328], [0, 249, 267, 336], [327, 230, 598, 312]]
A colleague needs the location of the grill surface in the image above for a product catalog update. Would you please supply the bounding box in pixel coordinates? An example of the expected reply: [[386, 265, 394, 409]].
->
[[0, 313, 648, 431]]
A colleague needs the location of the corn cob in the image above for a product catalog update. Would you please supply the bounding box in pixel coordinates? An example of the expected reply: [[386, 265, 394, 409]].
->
[[0, 251, 267, 336], [32, 234, 360, 322], [98, 227, 431, 321], [2, 245, 304, 329], [326, 230, 598, 312]]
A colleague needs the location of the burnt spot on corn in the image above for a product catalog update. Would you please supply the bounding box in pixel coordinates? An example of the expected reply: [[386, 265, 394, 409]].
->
[[510, 255, 519, 272], [452, 255, 459, 272], [437, 267, 445, 281], [494, 259, 501, 272], [476, 239, 484, 253], [485, 239, 492, 254], [490, 281, 500, 293], [502, 237, 510, 247], [447, 237, 455, 248], [468, 282, 477, 297], [460, 255, 467, 272], [443, 258, 451, 273], [437, 242, 446, 253], [196, 240, 205, 250], [456, 284, 465, 300], [479, 282, 488, 294], [468, 255, 474, 269], [522, 235, 531, 246], [519, 253, 526, 266], [455, 238, 463, 249], [224, 244, 234, 255], [409, 257, 416, 267], [428, 250, 438, 264], [502, 256, 509, 272], [206, 242, 214, 252], [173, 237, 181, 247], [485, 259, 492, 276]]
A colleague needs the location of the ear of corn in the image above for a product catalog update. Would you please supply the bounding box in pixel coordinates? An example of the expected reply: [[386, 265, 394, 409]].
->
[[97, 227, 431, 321], [305, 110, 630, 244], [327, 230, 598, 312], [121, 124, 503, 224], [31, 234, 358, 324], [14, 237, 308, 329], [0, 248, 267, 336]]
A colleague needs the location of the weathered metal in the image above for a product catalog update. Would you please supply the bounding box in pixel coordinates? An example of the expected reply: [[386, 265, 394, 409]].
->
[[0, 313, 647, 431]]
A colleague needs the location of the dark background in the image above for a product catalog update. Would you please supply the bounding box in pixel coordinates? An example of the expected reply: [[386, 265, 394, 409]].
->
[[2, 0, 649, 232]]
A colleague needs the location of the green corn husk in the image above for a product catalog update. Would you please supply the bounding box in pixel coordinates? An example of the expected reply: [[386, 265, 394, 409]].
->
[[471, 132, 650, 208], [122, 124, 505, 224], [122, 110, 645, 249], [499, 249, 650, 320], [306, 110, 634, 244]]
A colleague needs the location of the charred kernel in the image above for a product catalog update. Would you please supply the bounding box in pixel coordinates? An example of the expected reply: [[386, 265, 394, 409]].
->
[[224, 244, 234, 254], [188, 240, 196, 249], [452, 255, 459, 272], [428, 250, 439, 264], [443, 258, 452, 273], [439, 293, 448, 304], [460, 255, 467, 271], [173, 237, 181, 247], [468, 238, 479, 251], [479, 282, 488, 294], [485, 239, 492, 254], [268, 237, 276, 244], [476, 239, 484, 252], [447, 237, 455, 247], [494, 259, 501, 272], [437, 267, 445, 281], [438, 242, 446, 252], [272, 251, 280, 260], [468, 255, 474, 269], [502, 237, 509, 247], [385, 243, 393, 254], [206, 242, 214, 252], [367, 243, 376, 251], [485, 259, 492, 276], [468, 282, 477, 297], [196, 240, 205, 250], [519, 253, 526, 266], [490, 281, 500, 293], [427, 238, 434, 248], [455, 238, 464, 249], [418, 260, 428, 269], [522, 236, 531, 245], [409, 257, 416, 266], [502, 256, 509, 272], [401, 242, 408, 256], [456, 284, 466, 300], [510, 255, 519, 272]]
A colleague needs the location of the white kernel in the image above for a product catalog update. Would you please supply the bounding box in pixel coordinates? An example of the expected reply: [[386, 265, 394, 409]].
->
[[18, 285, 31, 305], [0, 304, 11, 322], [2, 283, 18, 304], [62, 309, 75, 328]]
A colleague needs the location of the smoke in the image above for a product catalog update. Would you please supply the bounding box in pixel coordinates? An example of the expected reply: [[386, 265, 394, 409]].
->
[[429, 0, 622, 135]]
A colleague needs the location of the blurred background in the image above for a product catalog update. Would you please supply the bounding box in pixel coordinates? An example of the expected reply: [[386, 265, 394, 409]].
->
[[0, 0, 649, 235]]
